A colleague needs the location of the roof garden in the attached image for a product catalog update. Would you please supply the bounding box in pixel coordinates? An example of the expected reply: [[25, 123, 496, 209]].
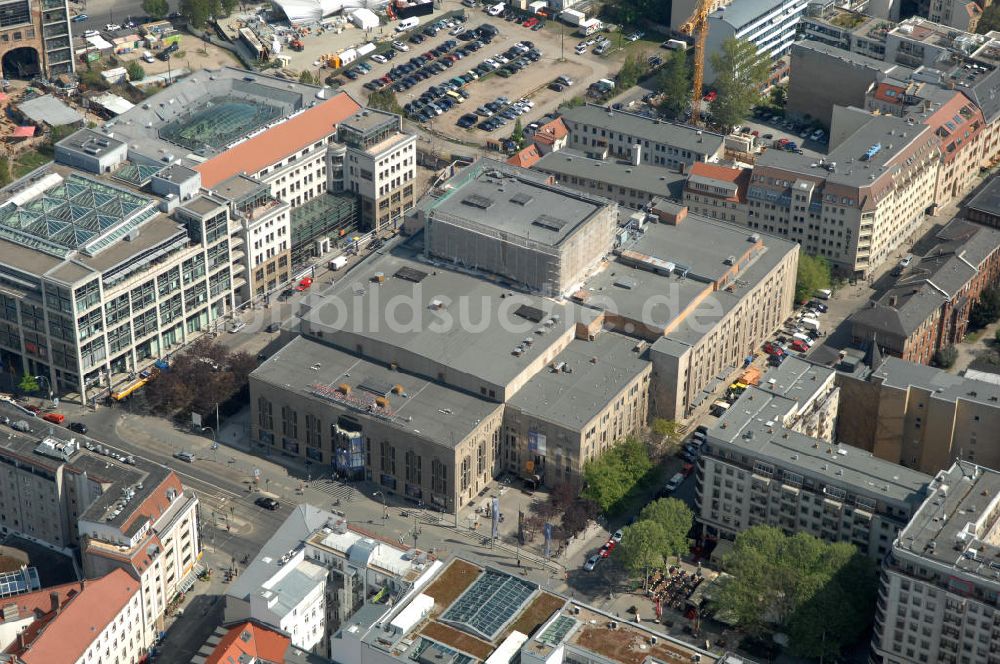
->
[[0, 173, 158, 258], [159, 96, 285, 152]]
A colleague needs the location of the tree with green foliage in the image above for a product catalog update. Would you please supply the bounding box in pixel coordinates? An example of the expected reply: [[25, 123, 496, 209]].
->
[[220, 0, 238, 15], [180, 0, 218, 28], [605, 0, 658, 24], [512, 118, 525, 148], [142, 0, 169, 19], [616, 520, 667, 588], [712, 526, 877, 658], [651, 418, 679, 439], [994, 328, 1000, 344], [298, 70, 315, 84], [617, 53, 643, 90], [770, 85, 787, 108], [367, 88, 403, 116], [795, 253, 832, 303], [933, 345, 958, 369], [657, 50, 689, 119], [582, 437, 653, 513], [638, 498, 692, 561], [126, 61, 146, 82], [709, 38, 770, 131], [970, 286, 1000, 329], [0, 157, 10, 188], [18, 373, 39, 394]]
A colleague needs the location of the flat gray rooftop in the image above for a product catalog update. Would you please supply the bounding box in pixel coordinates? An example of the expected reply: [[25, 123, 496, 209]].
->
[[559, 105, 725, 157], [507, 332, 650, 430], [872, 356, 1000, 407], [534, 150, 687, 200], [428, 160, 606, 247], [253, 336, 503, 446], [966, 175, 1000, 217], [57, 128, 125, 158], [710, 387, 931, 505], [19, 95, 84, 126], [300, 248, 598, 390], [896, 463, 1000, 584], [756, 113, 934, 189], [581, 216, 797, 345]]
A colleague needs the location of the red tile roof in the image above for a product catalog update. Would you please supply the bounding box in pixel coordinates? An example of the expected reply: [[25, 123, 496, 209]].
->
[[533, 117, 568, 146], [195, 92, 362, 188], [687, 163, 751, 202], [507, 145, 542, 168], [873, 82, 905, 106], [205, 621, 290, 664], [11, 570, 139, 664]]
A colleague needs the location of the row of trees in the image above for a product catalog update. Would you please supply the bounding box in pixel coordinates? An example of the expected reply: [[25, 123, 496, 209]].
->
[[176, 0, 240, 28], [712, 526, 877, 659], [144, 337, 257, 416]]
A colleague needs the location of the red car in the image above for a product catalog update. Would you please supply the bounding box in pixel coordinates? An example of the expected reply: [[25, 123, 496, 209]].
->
[[790, 339, 810, 353], [703, 90, 717, 102], [599, 541, 616, 558], [295, 277, 313, 291], [762, 341, 785, 357], [523, 17, 539, 27], [682, 462, 695, 477]]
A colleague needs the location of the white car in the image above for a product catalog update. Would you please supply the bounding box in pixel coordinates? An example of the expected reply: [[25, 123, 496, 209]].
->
[[392, 40, 409, 52], [611, 529, 623, 543], [371, 54, 387, 63], [574, 44, 587, 54], [583, 555, 600, 571], [105, 23, 121, 31]]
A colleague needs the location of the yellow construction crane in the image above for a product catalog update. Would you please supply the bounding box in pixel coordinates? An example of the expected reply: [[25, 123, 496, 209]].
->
[[680, 0, 713, 125]]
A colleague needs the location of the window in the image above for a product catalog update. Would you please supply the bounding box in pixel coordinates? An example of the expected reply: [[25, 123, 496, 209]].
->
[[477, 442, 486, 475], [281, 405, 298, 438], [432, 459, 448, 495], [380, 441, 396, 474], [405, 450, 422, 484], [460, 455, 472, 492]]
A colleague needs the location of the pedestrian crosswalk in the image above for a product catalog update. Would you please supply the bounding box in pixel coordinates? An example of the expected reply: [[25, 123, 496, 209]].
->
[[312, 479, 356, 503]]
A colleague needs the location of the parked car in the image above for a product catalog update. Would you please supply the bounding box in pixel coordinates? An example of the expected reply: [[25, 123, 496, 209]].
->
[[611, 529, 624, 542], [599, 541, 616, 558], [663, 472, 685, 494], [583, 554, 600, 571], [174, 451, 195, 463], [295, 277, 313, 291], [72, 13, 88, 22], [790, 339, 810, 353], [68, 422, 88, 434]]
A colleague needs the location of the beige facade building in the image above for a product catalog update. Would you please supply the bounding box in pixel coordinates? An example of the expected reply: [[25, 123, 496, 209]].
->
[[698, 357, 930, 560], [837, 355, 1000, 474], [336, 109, 418, 232], [871, 462, 1000, 664], [748, 111, 939, 277]]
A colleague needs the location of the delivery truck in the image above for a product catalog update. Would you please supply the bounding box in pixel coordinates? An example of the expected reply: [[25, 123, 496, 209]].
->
[[329, 255, 349, 270]]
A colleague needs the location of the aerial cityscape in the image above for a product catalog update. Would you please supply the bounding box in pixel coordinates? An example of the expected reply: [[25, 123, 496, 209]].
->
[[1, 0, 1000, 662]]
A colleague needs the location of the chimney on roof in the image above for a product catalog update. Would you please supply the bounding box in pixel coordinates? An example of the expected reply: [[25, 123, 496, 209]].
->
[[49, 591, 60, 615], [889, 295, 898, 307]]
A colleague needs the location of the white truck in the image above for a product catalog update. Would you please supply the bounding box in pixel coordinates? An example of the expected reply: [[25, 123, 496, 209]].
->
[[800, 317, 821, 333], [329, 255, 349, 270], [487, 2, 505, 15], [560, 8, 585, 25]]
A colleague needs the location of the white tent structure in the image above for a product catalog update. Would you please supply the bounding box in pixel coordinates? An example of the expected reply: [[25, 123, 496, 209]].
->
[[350, 7, 380, 29], [274, 0, 387, 22]]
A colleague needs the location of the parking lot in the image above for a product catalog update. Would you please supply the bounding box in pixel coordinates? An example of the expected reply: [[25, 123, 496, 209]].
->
[[335, 1, 622, 143], [738, 109, 830, 158]]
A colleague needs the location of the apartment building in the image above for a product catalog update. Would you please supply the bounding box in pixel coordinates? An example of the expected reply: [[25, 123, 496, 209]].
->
[[226, 504, 441, 657], [532, 150, 687, 211], [683, 162, 751, 225], [837, 354, 1000, 474], [212, 175, 292, 301], [848, 219, 1000, 364], [0, 0, 75, 80], [698, 359, 931, 559], [195, 621, 293, 664], [80, 460, 200, 640], [870, 462, 1000, 664], [703, 0, 808, 82], [559, 105, 726, 171], [911, 0, 982, 31], [748, 111, 940, 277], [335, 108, 418, 232], [1, 569, 149, 664]]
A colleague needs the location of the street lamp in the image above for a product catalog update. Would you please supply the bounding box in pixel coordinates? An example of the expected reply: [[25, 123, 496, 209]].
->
[[34, 375, 53, 402], [373, 491, 388, 520]]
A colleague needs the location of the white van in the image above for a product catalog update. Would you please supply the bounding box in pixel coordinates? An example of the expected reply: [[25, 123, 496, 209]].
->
[[487, 2, 505, 15], [141, 50, 155, 63], [792, 332, 815, 347], [396, 17, 419, 31], [329, 255, 349, 271]]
